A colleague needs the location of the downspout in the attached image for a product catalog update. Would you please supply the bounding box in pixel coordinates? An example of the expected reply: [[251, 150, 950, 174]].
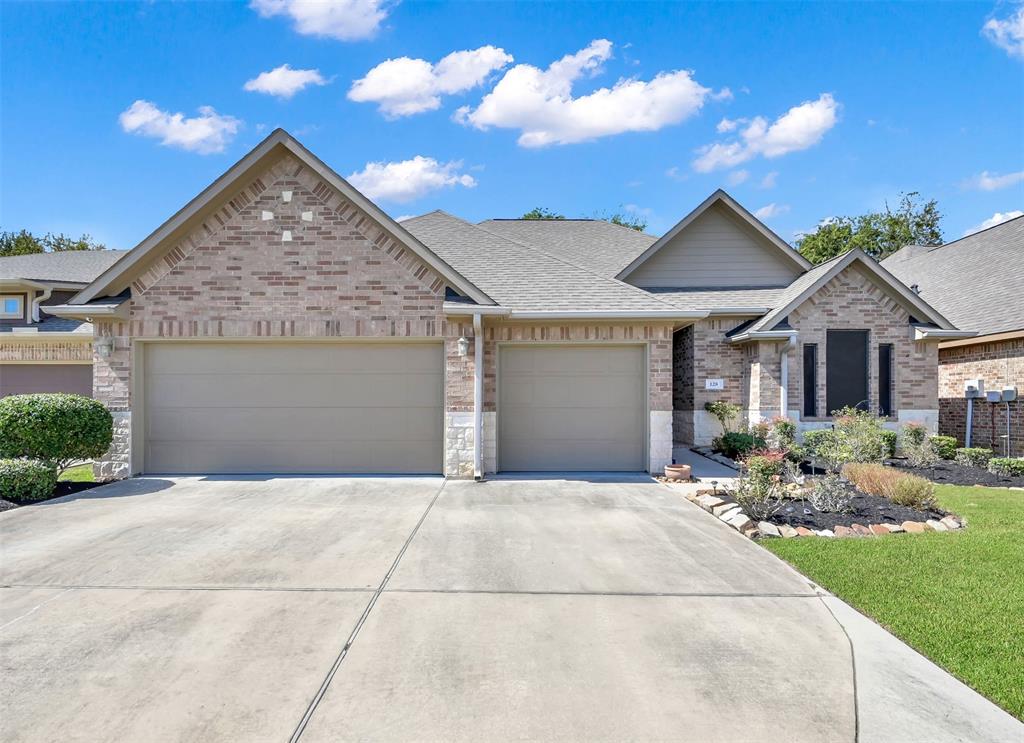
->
[[779, 333, 798, 418], [30, 286, 53, 323], [473, 313, 483, 481]]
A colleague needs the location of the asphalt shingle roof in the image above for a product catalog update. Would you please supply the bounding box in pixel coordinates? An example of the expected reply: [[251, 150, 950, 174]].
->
[[477, 219, 656, 277], [403, 211, 681, 313], [0, 250, 126, 283], [646, 286, 787, 312], [0, 316, 90, 333], [882, 216, 1024, 335]]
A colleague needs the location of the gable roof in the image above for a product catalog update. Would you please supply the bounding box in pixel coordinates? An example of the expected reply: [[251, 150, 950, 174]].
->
[[403, 211, 699, 317], [70, 129, 494, 306], [882, 216, 1024, 335], [615, 189, 812, 281], [748, 249, 956, 333], [0, 250, 126, 284], [477, 219, 656, 276]]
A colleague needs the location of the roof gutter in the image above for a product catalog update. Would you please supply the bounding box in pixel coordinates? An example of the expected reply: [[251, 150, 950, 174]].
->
[[44, 302, 130, 321], [912, 326, 978, 342], [503, 310, 708, 320], [728, 329, 797, 344]]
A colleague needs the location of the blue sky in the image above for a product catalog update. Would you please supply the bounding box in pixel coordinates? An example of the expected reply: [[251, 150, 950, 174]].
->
[[2, 1, 1022, 251]]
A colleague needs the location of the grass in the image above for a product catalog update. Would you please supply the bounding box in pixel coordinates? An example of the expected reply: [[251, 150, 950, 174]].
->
[[58, 463, 95, 482], [763, 484, 1024, 720]]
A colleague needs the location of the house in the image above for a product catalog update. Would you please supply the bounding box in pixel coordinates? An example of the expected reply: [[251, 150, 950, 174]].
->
[[0, 250, 125, 397], [45, 129, 966, 479], [884, 216, 1023, 456]]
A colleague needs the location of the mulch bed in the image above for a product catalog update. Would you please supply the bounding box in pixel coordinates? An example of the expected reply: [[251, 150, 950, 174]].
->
[[770, 488, 946, 531], [888, 459, 1024, 488], [0, 480, 110, 511]]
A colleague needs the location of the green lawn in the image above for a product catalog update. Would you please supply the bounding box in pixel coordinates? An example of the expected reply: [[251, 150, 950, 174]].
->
[[764, 485, 1024, 720], [58, 463, 95, 482]]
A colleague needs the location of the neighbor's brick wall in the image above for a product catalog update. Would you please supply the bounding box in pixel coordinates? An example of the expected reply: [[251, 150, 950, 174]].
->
[[938, 337, 1023, 456]]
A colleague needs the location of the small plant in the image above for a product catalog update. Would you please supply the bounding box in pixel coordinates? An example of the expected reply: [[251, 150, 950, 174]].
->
[[0, 459, 57, 501], [842, 462, 935, 509], [905, 437, 938, 468], [930, 435, 958, 460], [0, 394, 113, 474], [988, 458, 1024, 477], [801, 429, 834, 458], [712, 431, 765, 460], [832, 407, 887, 464], [955, 447, 993, 468], [767, 417, 797, 452], [734, 450, 786, 520], [881, 430, 898, 459], [807, 473, 853, 513], [704, 400, 742, 434], [901, 421, 927, 448]]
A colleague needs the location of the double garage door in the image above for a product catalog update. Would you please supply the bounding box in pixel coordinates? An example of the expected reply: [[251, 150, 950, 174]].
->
[[142, 343, 646, 474]]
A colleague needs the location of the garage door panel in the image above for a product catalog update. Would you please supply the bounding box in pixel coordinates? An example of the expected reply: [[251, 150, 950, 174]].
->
[[499, 346, 645, 472], [144, 343, 441, 474]]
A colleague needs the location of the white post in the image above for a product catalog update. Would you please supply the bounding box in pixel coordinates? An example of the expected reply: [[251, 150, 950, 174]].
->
[[473, 313, 483, 480]]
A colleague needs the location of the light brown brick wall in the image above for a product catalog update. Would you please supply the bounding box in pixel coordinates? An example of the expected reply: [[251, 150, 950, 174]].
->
[[938, 337, 1023, 456]]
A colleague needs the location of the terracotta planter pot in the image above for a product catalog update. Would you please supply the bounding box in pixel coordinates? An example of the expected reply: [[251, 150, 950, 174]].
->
[[664, 464, 692, 481]]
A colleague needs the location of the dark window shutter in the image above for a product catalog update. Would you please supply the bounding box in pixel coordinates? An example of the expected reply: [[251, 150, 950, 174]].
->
[[802, 344, 817, 418], [826, 330, 869, 414], [878, 344, 893, 417]]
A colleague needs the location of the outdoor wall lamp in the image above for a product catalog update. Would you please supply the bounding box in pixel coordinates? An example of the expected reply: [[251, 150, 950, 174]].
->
[[456, 336, 470, 357]]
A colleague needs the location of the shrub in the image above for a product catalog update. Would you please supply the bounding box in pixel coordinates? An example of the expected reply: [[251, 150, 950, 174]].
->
[[0, 459, 57, 501], [988, 458, 1024, 477], [842, 462, 935, 509], [955, 447, 993, 468], [712, 431, 765, 460], [930, 435, 958, 460], [801, 429, 834, 457], [0, 394, 113, 473], [735, 450, 786, 520], [881, 430, 898, 459], [705, 400, 742, 434], [901, 422, 927, 448], [768, 417, 797, 451], [807, 473, 853, 513], [905, 437, 938, 468], [831, 407, 887, 465]]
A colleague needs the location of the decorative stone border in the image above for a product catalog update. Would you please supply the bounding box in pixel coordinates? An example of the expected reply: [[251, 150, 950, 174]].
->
[[678, 487, 964, 540]]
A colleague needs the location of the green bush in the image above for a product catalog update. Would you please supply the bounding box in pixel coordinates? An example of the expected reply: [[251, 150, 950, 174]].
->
[[955, 447, 993, 468], [0, 394, 113, 472], [801, 429, 834, 457], [832, 407, 887, 464], [0, 459, 57, 501], [704, 400, 742, 434], [988, 458, 1024, 477], [735, 450, 786, 520], [881, 430, 898, 459], [901, 422, 928, 448], [930, 435, 958, 460], [712, 431, 765, 460]]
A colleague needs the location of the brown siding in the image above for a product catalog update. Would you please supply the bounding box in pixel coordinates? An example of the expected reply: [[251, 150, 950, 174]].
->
[[0, 364, 93, 397]]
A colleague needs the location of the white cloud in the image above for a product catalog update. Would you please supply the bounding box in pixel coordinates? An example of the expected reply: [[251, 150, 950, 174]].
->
[[963, 210, 1024, 236], [716, 117, 742, 133], [693, 93, 839, 172], [456, 39, 711, 147], [118, 100, 241, 154], [244, 64, 328, 99], [347, 156, 476, 203], [753, 203, 790, 219], [665, 166, 688, 182], [250, 0, 389, 41], [758, 171, 779, 189], [349, 46, 513, 117], [962, 170, 1024, 191], [394, 214, 415, 222], [982, 5, 1024, 59], [726, 169, 749, 186], [710, 87, 734, 102]]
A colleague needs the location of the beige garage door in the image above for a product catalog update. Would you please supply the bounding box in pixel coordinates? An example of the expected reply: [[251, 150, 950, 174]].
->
[[143, 343, 442, 474], [498, 346, 646, 471]]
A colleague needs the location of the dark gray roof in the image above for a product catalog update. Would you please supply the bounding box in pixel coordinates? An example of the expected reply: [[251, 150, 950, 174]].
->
[[747, 253, 847, 331], [403, 211, 681, 313], [645, 286, 787, 312], [477, 219, 656, 277], [882, 216, 1024, 335], [0, 250, 127, 283], [0, 316, 90, 334]]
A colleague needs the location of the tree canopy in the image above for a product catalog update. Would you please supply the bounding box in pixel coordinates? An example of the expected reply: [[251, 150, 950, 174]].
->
[[520, 207, 648, 232], [521, 207, 566, 221], [796, 192, 943, 264], [0, 229, 105, 257]]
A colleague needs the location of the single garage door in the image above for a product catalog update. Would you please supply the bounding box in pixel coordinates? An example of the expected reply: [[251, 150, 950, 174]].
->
[[498, 346, 646, 471], [143, 342, 442, 474], [0, 364, 93, 398]]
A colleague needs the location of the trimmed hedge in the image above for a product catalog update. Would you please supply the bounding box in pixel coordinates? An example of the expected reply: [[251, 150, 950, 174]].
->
[[802, 429, 834, 457], [930, 435, 958, 460], [712, 431, 766, 460], [0, 459, 57, 501], [988, 458, 1024, 477], [0, 394, 113, 471], [955, 447, 993, 468]]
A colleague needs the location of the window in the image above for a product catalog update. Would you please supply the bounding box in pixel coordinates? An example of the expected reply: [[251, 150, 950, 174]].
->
[[878, 344, 894, 417], [826, 330, 869, 414], [1, 295, 24, 319], [802, 344, 818, 417]]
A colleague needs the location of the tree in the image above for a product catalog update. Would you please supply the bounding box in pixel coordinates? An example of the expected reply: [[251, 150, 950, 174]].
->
[[521, 207, 565, 220], [520, 207, 648, 232], [797, 192, 943, 264], [0, 229, 105, 257]]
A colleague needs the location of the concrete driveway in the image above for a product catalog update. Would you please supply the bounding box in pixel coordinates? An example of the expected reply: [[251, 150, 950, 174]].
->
[[1, 476, 1020, 742]]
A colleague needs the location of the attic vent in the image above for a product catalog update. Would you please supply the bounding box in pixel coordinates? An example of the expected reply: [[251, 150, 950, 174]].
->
[[910, 283, 921, 295]]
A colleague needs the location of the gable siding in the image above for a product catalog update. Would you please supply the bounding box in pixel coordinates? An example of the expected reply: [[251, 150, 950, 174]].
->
[[626, 204, 801, 288]]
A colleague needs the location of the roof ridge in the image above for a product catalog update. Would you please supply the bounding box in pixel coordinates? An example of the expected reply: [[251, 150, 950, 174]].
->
[[471, 219, 682, 310], [924, 214, 1023, 253]]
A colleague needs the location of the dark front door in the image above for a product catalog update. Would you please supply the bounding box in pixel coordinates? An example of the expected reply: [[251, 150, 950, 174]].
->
[[826, 330, 869, 415]]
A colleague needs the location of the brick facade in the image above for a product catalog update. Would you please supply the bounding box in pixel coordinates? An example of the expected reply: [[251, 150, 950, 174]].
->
[[938, 337, 1023, 456]]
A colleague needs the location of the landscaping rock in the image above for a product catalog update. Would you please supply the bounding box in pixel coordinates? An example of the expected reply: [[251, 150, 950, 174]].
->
[[851, 523, 872, 536], [795, 526, 814, 537], [718, 507, 742, 522], [697, 495, 725, 510], [815, 529, 835, 537], [885, 523, 904, 533], [926, 519, 948, 532], [757, 521, 780, 538], [868, 524, 889, 535], [834, 525, 855, 537], [902, 521, 926, 533], [712, 501, 739, 517], [695, 488, 715, 496], [726, 512, 753, 531], [778, 524, 799, 538], [941, 516, 961, 530]]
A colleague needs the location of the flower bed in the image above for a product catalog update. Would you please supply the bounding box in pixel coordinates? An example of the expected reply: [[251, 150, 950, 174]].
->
[[888, 458, 1024, 488]]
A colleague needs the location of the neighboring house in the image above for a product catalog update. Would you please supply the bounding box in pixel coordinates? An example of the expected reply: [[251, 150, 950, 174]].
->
[[47, 130, 966, 479], [0, 250, 125, 397], [884, 217, 1023, 456]]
